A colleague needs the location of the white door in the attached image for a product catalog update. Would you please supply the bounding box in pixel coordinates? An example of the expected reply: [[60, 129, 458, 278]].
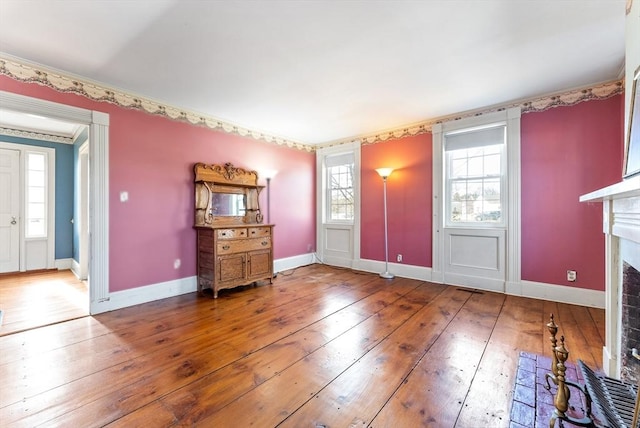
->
[[0, 148, 20, 273]]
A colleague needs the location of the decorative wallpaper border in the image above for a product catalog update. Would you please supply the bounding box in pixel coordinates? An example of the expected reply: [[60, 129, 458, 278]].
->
[[0, 57, 314, 152], [0, 126, 74, 144], [0, 55, 623, 150], [329, 80, 624, 147]]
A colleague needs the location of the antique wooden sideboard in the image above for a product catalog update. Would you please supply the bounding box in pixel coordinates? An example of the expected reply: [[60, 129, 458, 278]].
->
[[193, 162, 273, 298]]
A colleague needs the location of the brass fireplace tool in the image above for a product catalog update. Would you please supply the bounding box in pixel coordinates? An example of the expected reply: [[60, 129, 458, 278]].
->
[[545, 314, 640, 428], [545, 314, 593, 427]]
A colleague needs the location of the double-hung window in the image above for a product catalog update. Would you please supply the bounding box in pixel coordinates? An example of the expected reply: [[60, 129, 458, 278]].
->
[[445, 124, 506, 226], [325, 153, 355, 222]]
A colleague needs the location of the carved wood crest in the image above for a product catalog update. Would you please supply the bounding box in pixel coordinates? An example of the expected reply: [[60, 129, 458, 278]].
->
[[194, 162, 259, 186]]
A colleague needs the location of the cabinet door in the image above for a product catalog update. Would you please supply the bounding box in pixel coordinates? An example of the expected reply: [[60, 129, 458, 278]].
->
[[247, 249, 272, 280], [217, 253, 245, 283]]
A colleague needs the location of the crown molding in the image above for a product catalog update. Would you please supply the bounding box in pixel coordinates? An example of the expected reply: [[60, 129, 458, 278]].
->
[[0, 126, 74, 144], [0, 55, 315, 152], [321, 79, 624, 148]]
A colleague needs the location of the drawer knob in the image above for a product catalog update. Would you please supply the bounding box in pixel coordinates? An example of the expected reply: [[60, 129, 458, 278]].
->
[[261, 241, 268, 246], [221, 232, 227, 236], [222, 245, 230, 250]]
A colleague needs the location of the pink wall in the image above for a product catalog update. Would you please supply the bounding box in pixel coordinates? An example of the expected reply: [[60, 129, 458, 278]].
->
[[358, 96, 622, 292], [0, 76, 315, 292], [361, 134, 433, 267], [521, 95, 624, 291], [1, 74, 623, 293]]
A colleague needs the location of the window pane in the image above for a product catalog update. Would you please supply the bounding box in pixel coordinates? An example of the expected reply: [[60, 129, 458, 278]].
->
[[451, 157, 467, 178], [28, 202, 45, 219], [28, 169, 44, 184], [27, 219, 45, 237], [445, 127, 505, 225], [483, 179, 501, 200], [484, 154, 501, 175], [467, 156, 483, 177], [327, 162, 354, 221], [26, 151, 48, 238], [29, 186, 45, 203], [27, 153, 45, 170], [466, 179, 483, 198]]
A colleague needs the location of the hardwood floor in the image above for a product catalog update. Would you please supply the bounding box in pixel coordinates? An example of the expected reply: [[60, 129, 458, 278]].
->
[[0, 264, 604, 427], [0, 270, 89, 336]]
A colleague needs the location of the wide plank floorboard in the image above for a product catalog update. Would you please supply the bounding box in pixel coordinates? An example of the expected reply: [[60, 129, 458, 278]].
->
[[0, 270, 89, 336], [455, 295, 545, 427], [0, 264, 605, 427]]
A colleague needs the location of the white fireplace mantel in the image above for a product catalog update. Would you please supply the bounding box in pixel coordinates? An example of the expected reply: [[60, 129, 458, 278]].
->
[[581, 174, 640, 378], [580, 175, 640, 203]]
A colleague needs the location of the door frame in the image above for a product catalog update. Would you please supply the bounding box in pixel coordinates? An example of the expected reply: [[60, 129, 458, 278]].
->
[[315, 141, 361, 268], [0, 143, 56, 272], [77, 141, 89, 280], [431, 107, 521, 292], [0, 90, 111, 315]]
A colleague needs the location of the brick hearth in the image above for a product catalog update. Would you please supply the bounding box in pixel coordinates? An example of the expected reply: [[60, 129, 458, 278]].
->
[[510, 352, 592, 428]]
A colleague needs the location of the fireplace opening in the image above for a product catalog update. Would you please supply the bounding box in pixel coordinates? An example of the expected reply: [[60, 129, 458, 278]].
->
[[621, 261, 640, 383]]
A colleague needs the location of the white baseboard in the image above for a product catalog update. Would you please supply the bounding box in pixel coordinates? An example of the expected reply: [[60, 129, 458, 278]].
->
[[101, 276, 198, 313], [94, 254, 315, 314], [274, 252, 316, 274], [508, 280, 605, 308], [354, 260, 604, 309], [443, 272, 506, 293], [430, 270, 444, 284], [91, 256, 605, 315], [354, 259, 432, 281], [70, 259, 80, 278], [54, 258, 72, 270]]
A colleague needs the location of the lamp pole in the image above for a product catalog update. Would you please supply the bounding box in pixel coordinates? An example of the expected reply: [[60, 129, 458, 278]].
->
[[375, 168, 394, 279], [266, 176, 271, 224], [262, 170, 277, 224]]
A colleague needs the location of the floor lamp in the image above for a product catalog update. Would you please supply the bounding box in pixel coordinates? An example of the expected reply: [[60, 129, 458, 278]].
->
[[375, 167, 394, 279], [262, 170, 277, 224]]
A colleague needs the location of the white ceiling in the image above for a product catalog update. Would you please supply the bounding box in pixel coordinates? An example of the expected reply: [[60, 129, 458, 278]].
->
[[0, 0, 626, 145]]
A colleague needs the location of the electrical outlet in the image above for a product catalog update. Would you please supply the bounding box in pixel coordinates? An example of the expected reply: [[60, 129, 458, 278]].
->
[[567, 270, 576, 282], [397, 254, 403, 263]]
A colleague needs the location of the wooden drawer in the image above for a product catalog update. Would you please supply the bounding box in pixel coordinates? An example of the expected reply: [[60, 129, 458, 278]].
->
[[217, 237, 271, 255], [248, 226, 271, 237], [217, 228, 247, 239]]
